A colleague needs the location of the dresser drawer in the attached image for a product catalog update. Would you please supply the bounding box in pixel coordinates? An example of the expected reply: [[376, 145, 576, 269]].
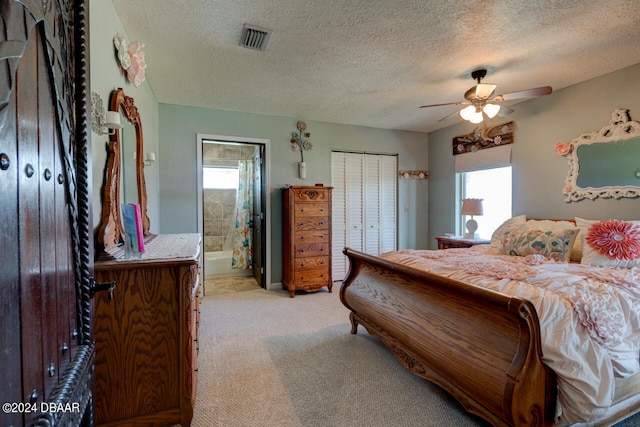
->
[[294, 216, 329, 231], [294, 267, 330, 284], [295, 242, 329, 258], [294, 256, 329, 269], [294, 202, 329, 217], [294, 230, 329, 244], [292, 187, 330, 202]]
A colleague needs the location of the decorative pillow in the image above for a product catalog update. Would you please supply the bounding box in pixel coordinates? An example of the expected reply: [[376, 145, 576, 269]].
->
[[524, 219, 580, 261], [495, 225, 579, 261], [575, 217, 640, 263], [490, 215, 526, 248], [581, 219, 640, 268]]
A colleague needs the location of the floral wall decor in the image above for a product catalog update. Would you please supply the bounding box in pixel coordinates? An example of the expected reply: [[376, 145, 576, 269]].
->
[[452, 121, 515, 155], [114, 37, 147, 87], [289, 121, 313, 178], [289, 120, 312, 162]]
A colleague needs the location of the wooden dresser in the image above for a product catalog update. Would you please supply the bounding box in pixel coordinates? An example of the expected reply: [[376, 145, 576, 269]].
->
[[282, 186, 333, 298], [93, 234, 201, 426]]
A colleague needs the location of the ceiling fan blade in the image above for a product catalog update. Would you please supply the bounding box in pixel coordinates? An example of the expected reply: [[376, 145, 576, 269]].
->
[[419, 101, 467, 108], [498, 106, 514, 117], [493, 86, 552, 101], [438, 109, 463, 122], [475, 83, 497, 99]]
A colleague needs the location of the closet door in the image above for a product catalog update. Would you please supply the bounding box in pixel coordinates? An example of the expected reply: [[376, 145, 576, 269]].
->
[[345, 153, 364, 253], [331, 152, 396, 281], [364, 155, 381, 255], [330, 152, 347, 280], [379, 155, 397, 253]]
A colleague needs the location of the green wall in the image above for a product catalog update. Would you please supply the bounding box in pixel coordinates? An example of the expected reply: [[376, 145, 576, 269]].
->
[[89, 0, 160, 234], [157, 105, 428, 284], [428, 63, 640, 248]]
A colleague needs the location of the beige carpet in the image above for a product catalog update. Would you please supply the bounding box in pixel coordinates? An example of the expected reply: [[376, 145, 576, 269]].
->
[[192, 286, 491, 426], [192, 286, 640, 427]]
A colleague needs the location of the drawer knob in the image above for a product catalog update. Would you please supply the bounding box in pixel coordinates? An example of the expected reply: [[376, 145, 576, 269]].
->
[[0, 153, 10, 170], [61, 343, 69, 354], [48, 363, 56, 377], [30, 390, 38, 402]]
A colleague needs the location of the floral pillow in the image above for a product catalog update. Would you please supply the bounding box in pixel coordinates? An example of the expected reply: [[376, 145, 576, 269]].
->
[[490, 215, 527, 248], [581, 219, 640, 268], [574, 217, 640, 262], [495, 225, 579, 261]]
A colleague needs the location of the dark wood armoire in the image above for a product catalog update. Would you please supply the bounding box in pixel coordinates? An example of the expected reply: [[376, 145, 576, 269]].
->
[[0, 1, 94, 426]]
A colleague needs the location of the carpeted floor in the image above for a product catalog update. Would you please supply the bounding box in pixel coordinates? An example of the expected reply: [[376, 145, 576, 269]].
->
[[191, 286, 640, 427]]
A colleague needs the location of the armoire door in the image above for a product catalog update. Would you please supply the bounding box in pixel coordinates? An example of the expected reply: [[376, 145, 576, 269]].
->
[[0, 1, 94, 426]]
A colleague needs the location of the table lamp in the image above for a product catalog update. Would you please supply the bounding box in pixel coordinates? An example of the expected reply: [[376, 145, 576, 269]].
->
[[461, 198, 483, 239]]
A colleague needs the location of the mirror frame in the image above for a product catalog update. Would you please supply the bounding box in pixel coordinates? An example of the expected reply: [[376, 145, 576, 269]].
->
[[561, 108, 640, 202], [97, 88, 151, 253]]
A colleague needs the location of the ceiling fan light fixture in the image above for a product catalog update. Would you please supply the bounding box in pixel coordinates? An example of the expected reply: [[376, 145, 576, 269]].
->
[[483, 103, 500, 118], [460, 105, 476, 121], [469, 111, 484, 124]]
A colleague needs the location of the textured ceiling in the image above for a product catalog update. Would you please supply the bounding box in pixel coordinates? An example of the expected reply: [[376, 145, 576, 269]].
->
[[113, 0, 640, 133]]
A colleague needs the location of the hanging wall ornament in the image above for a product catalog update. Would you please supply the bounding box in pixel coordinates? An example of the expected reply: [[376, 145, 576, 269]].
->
[[114, 36, 147, 87]]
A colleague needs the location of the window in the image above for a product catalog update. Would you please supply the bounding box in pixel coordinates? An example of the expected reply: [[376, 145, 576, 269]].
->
[[203, 167, 239, 189], [457, 166, 512, 239]]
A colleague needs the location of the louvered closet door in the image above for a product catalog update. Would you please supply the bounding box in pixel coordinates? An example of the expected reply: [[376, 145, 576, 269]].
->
[[364, 155, 381, 255], [379, 155, 397, 252], [331, 152, 396, 281], [331, 152, 347, 280]]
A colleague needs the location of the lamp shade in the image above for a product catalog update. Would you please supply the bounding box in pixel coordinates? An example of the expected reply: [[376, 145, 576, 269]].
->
[[105, 111, 122, 129], [461, 198, 483, 216], [483, 103, 500, 118]]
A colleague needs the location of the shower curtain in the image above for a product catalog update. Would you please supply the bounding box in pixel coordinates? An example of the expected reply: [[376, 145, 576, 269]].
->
[[232, 160, 254, 270]]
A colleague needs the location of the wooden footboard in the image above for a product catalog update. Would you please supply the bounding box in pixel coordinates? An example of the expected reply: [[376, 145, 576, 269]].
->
[[339, 248, 556, 427]]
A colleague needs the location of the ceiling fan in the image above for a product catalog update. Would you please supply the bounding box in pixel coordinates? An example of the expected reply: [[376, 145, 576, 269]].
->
[[419, 69, 552, 123]]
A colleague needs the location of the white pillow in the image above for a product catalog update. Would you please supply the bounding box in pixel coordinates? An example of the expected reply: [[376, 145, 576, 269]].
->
[[579, 219, 640, 268], [490, 215, 526, 248]]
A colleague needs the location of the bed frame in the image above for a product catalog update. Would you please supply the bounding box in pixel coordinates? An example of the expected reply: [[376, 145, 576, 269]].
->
[[340, 247, 640, 427], [340, 247, 555, 426]]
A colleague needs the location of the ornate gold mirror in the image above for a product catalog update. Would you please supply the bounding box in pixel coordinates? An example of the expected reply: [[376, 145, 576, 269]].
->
[[97, 88, 151, 253], [559, 108, 640, 202]]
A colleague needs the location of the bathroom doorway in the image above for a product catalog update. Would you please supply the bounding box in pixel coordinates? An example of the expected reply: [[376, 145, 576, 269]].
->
[[196, 135, 270, 290]]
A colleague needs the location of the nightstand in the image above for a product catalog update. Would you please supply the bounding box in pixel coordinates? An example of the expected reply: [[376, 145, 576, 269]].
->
[[436, 236, 490, 249]]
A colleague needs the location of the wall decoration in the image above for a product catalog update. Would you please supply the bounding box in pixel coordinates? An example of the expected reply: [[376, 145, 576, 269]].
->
[[555, 108, 640, 202], [452, 121, 515, 155], [399, 170, 428, 180], [289, 120, 313, 179], [114, 36, 147, 87]]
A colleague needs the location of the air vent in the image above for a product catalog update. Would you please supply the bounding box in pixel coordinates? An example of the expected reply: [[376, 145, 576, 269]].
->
[[240, 24, 272, 51]]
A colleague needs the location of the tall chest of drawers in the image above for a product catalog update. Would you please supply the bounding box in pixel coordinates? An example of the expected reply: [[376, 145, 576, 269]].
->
[[282, 186, 333, 298]]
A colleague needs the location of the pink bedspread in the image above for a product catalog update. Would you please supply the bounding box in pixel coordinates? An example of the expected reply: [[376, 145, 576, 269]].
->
[[379, 246, 640, 424]]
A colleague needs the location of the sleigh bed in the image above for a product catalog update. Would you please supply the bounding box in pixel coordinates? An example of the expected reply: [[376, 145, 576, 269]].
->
[[339, 218, 640, 427]]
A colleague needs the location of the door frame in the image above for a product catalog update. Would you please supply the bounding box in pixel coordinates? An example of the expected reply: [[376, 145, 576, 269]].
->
[[196, 134, 271, 289]]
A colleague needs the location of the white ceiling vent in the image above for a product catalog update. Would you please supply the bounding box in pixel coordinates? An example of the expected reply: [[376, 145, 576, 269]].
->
[[240, 24, 272, 51]]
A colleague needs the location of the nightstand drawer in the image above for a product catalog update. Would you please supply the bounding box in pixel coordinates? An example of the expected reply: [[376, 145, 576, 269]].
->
[[436, 236, 490, 249]]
